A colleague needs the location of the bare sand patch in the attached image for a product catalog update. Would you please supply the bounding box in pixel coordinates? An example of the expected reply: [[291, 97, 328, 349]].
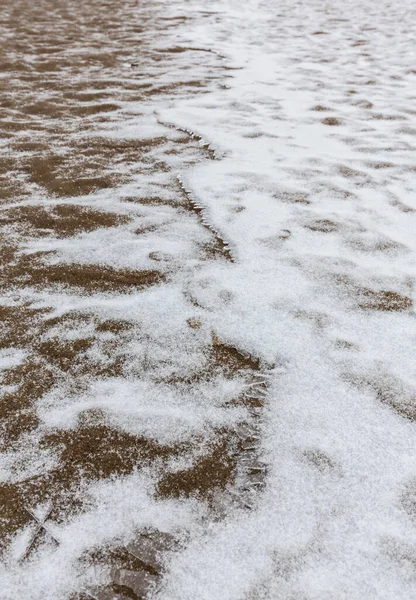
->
[[1, 205, 130, 237]]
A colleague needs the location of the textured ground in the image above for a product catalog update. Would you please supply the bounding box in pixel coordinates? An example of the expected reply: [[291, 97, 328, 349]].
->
[[1, 1, 416, 599]]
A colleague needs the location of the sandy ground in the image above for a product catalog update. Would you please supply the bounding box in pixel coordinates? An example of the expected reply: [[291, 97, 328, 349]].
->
[[1, 2, 268, 598], [1, 1, 416, 599]]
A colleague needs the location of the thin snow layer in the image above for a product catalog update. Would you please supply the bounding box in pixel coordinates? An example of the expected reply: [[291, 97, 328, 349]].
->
[[1, 0, 416, 598], [154, 0, 416, 598], [2, 474, 201, 599], [38, 376, 247, 444]]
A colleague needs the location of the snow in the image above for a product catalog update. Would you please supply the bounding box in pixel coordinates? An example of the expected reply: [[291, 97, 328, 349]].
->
[[2, 0, 416, 598], [37, 377, 248, 445], [155, 0, 416, 598]]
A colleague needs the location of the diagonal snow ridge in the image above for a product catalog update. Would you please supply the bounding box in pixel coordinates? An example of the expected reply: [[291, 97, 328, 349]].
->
[[177, 174, 235, 263], [156, 116, 225, 160]]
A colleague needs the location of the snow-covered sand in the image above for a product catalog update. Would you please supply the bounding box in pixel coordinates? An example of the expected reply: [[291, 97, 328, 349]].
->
[[1, 0, 416, 598]]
